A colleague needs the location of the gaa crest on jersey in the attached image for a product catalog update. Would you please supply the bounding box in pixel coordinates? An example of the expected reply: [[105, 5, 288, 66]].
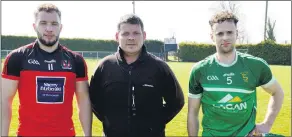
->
[[28, 59, 40, 65], [36, 76, 66, 104], [61, 60, 72, 70], [207, 75, 219, 81], [240, 71, 248, 83]]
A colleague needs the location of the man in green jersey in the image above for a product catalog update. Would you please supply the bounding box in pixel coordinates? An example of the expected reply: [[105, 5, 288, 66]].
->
[[187, 11, 284, 136]]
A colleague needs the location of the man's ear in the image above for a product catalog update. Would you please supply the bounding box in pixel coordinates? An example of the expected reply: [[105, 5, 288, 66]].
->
[[33, 23, 37, 32], [60, 24, 63, 32], [115, 32, 119, 41], [210, 31, 214, 42], [143, 31, 146, 40]]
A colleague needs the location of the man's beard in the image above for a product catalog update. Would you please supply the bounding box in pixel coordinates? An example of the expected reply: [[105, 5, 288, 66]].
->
[[37, 31, 59, 47], [218, 45, 234, 54]]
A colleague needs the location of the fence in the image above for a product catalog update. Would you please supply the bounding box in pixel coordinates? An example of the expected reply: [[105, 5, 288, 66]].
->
[[1, 50, 165, 60]]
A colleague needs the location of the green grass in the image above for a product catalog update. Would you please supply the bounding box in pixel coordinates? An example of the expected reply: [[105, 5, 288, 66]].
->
[[3, 59, 291, 136]]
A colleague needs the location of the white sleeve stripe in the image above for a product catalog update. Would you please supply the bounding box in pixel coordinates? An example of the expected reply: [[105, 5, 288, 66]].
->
[[188, 93, 202, 98], [261, 76, 276, 88]]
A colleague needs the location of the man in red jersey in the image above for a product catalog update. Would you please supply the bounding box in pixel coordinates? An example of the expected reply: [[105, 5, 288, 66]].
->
[[1, 3, 92, 136]]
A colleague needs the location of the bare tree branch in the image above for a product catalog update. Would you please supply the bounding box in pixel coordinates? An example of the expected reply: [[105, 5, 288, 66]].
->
[[209, 1, 249, 44]]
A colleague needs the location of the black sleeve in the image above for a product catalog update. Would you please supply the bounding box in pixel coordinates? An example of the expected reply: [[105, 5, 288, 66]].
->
[[160, 61, 185, 124], [2, 51, 22, 80], [75, 54, 88, 81], [89, 61, 105, 122]]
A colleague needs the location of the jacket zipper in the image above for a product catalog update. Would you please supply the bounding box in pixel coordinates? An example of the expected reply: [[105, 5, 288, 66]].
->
[[128, 66, 133, 134], [132, 86, 136, 115]]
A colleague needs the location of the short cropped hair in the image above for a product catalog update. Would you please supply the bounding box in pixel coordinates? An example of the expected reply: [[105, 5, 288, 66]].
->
[[117, 14, 144, 31], [34, 3, 61, 20]]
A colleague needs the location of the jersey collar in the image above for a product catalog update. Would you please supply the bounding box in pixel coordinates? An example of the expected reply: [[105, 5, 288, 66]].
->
[[116, 44, 148, 65], [214, 50, 238, 67], [33, 39, 61, 55]]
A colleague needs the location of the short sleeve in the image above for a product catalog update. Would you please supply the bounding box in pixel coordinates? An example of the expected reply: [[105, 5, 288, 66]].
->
[[75, 54, 88, 81], [2, 51, 22, 80], [188, 63, 204, 99], [258, 59, 275, 88]]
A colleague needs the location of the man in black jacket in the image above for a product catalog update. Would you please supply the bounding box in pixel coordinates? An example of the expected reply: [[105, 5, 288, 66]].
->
[[89, 14, 185, 137]]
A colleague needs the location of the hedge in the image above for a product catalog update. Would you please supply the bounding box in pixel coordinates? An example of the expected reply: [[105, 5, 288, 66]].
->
[[2, 35, 290, 65], [178, 40, 291, 65], [1, 35, 164, 53]]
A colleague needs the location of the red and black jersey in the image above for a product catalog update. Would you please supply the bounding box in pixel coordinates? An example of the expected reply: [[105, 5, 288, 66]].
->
[[2, 40, 88, 136]]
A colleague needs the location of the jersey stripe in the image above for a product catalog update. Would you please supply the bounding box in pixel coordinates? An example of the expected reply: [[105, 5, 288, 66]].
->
[[202, 84, 254, 91], [203, 87, 255, 94], [188, 93, 202, 98], [2, 74, 20, 80], [76, 77, 88, 81], [261, 76, 276, 88], [2, 52, 12, 75]]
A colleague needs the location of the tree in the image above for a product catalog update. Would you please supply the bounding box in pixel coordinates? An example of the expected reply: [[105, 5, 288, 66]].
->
[[209, 1, 249, 44], [266, 17, 276, 42]]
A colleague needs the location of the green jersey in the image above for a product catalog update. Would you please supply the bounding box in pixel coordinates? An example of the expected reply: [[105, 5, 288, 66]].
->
[[189, 51, 275, 136]]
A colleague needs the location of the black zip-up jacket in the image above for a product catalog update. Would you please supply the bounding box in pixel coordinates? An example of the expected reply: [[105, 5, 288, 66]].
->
[[89, 45, 184, 137]]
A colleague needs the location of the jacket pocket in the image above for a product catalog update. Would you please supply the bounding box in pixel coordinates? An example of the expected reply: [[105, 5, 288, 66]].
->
[[135, 83, 159, 100]]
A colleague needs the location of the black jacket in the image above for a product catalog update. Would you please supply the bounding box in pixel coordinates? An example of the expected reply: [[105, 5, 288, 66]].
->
[[89, 45, 184, 137]]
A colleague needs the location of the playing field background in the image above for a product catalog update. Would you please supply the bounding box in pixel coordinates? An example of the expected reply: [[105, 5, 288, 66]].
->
[[4, 59, 291, 136]]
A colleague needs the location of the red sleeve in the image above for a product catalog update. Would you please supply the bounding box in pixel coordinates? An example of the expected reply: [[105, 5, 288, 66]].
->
[[2, 50, 23, 80], [75, 54, 88, 81]]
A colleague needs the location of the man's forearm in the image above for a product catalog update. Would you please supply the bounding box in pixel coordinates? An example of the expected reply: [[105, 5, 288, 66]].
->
[[1, 101, 12, 136], [263, 90, 284, 126], [187, 115, 199, 137], [76, 81, 92, 136], [78, 99, 92, 136]]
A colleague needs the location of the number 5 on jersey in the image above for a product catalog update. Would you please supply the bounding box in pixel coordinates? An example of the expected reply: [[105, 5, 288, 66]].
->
[[227, 77, 232, 85]]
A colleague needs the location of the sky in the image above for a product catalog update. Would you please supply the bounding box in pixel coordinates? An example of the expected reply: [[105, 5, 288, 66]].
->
[[1, 1, 291, 44]]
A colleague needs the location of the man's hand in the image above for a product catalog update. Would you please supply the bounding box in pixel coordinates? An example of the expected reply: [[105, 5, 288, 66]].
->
[[254, 122, 272, 134], [249, 122, 272, 136]]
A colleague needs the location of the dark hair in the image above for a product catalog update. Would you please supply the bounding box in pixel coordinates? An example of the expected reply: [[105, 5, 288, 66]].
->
[[209, 11, 238, 28], [117, 14, 144, 31], [34, 3, 61, 20]]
